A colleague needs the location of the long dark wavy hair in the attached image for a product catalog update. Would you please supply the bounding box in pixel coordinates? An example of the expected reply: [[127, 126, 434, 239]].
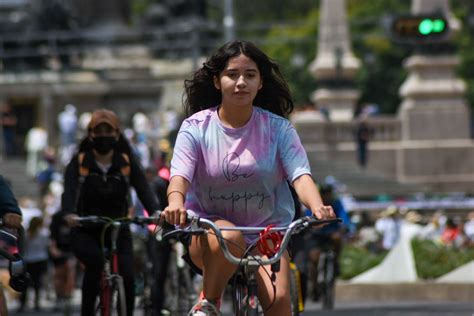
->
[[183, 40, 294, 118]]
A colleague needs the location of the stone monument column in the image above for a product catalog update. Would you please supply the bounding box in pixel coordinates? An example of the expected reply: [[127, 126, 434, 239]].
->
[[397, 0, 474, 191], [309, 0, 360, 121]]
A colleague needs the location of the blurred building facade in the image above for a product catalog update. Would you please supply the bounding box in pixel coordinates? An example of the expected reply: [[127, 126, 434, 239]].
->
[[0, 0, 219, 153]]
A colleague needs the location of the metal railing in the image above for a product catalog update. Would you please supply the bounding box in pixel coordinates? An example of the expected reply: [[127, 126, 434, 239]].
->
[[294, 115, 402, 144]]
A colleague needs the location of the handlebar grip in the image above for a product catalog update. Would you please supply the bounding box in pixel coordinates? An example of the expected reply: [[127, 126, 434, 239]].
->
[[0, 248, 17, 261], [150, 210, 197, 226], [306, 217, 342, 226]]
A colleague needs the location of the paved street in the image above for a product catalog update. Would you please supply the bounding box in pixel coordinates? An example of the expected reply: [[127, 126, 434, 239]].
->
[[7, 288, 474, 316]]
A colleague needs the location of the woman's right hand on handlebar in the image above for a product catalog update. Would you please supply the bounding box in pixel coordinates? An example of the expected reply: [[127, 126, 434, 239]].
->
[[161, 204, 188, 227]]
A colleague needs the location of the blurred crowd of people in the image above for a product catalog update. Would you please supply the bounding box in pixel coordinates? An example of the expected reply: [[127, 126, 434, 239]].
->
[[0, 104, 180, 312], [352, 206, 474, 252]]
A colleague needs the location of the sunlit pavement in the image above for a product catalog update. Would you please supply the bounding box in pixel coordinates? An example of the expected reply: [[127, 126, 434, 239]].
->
[[7, 288, 473, 315]]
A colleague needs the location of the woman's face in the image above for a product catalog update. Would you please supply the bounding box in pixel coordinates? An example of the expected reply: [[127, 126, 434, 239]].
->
[[214, 54, 262, 109]]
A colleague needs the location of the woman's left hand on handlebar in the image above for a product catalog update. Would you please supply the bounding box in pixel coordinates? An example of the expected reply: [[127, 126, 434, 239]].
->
[[312, 205, 336, 220], [2, 213, 22, 229]]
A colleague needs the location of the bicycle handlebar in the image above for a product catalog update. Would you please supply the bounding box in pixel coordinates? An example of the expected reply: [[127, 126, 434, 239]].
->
[[76, 215, 162, 226], [0, 228, 19, 261], [0, 225, 30, 292], [154, 210, 341, 267]]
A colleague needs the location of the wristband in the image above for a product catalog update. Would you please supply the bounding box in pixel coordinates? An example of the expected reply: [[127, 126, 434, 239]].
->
[[167, 191, 185, 200]]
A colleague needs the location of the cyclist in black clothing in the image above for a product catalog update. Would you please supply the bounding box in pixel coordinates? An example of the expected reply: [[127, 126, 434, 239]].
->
[[0, 176, 22, 227], [0, 175, 23, 315], [62, 109, 160, 316], [140, 166, 172, 316]]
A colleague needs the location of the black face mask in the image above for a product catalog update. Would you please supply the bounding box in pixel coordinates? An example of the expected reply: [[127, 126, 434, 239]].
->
[[91, 136, 117, 155]]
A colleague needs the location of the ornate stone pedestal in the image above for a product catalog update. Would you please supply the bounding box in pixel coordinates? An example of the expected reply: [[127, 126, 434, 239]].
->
[[396, 54, 474, 191]]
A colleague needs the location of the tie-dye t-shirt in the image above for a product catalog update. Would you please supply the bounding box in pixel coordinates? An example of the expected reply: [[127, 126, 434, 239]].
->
[[170, 106, 311, 228]]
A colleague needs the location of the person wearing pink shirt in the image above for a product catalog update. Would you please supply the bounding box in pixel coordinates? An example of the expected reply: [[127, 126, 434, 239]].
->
[[162, 40, 335, 316]]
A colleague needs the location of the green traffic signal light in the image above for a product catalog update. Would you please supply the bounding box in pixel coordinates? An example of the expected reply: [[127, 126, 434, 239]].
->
[[390, 15, 450, 44], [418, 18, 446, 35], [432, 19, 446, 33], [419, 19, 433, 35]]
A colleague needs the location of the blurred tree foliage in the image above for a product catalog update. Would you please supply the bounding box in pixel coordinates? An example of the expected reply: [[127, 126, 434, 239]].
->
[[234, 0, 474, 114], [340, 245, 387, 280], [133, 1, 474, 115], [340, 240, 474, 280], [256, 0, 413, 113], [235, 0, 474, 113], [453, 1, 474, 122], [412, 239, 474, 279]]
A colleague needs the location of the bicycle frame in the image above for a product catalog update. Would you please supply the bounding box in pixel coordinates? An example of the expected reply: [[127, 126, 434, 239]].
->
[[100, 221, 123, 316], [317, 246, 335, 310], [160, 212, 340, 316], [77, 215, 161, 316]]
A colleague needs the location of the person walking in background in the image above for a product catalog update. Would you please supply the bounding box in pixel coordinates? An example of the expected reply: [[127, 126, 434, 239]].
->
[[441, 217, 463, 247], [132, 111, 150, 142], [18, 197, 42, 230], [135, 133, 151, 169], [58, 104, 78, 147], [355, 117, 372, 168], [36, 148, 58, 208], [77, 111, 92, 140], [58, 104, 78, 166], [1, 101, 18, 157], [375, 205, 402, 251], [463, 211, 474, 247], [25, 126, 48, 178], [18, 216, 49, 312]]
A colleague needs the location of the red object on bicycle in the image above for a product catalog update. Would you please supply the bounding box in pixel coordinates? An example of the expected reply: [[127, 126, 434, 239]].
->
[[257, 225, 282, 257]]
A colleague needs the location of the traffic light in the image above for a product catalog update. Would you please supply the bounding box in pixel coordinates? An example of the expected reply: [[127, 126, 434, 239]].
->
[[389, 15, 450, 44]]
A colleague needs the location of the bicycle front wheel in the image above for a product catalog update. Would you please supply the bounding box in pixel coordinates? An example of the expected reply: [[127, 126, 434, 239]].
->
[[321, 252, 335, 310], [231, 273, 247, 316], [103, 275, 127, 316]]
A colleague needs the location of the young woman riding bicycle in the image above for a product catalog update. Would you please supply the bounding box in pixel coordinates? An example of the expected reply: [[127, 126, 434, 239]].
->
[[62, 109, 161, 316], [161, 40, 336, 316]]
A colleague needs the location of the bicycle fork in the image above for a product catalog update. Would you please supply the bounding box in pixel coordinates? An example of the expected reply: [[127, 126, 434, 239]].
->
[[100, 223, 121, 316], [244, 265, 260, 316]]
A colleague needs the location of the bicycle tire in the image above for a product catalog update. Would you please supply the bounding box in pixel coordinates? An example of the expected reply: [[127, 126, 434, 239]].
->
[[232, 273, 247, 316], [321, 252, 335, 310], [289, 262, 303, 316], [141, 263, 154, 316], [108, 275, 127, 316], [180, 267, 198, 311]]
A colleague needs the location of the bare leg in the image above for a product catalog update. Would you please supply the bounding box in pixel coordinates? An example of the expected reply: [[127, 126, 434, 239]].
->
[[188, 219, 246, 301], [256, 251, 291, 316], [65, 259, 76, 297]]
